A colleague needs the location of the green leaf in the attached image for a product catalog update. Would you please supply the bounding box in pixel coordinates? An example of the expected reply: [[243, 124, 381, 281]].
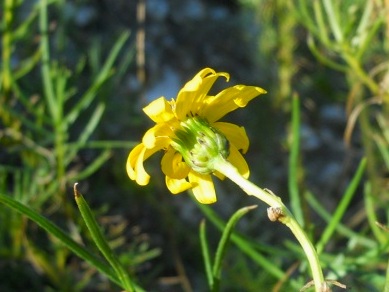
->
[[65, 31, 131, 125], [74, 184, 143, 292], [0, 192, 121, 287], [316, 157, 367, 254], [199, 219, 213, 289], [65, 102, 106, 165], [69, 149, 111, 182], [211, 205, 257, 291], [288, 94, 303, 226], [196, 202, 301, 289]]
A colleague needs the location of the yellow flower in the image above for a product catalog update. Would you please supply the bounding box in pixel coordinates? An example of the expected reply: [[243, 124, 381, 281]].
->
[[126, 68, 266, 204]]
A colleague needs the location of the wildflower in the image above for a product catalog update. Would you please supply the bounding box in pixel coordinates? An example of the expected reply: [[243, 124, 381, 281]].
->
[[126, 68, 266, 203]]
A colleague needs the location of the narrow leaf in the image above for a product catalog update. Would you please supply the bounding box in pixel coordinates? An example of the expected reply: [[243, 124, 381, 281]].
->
[[212, 205, 257, 291], [0, 193, 121, 287], [316, 158, 367, 254], [199, 219, 213, 289], [74, 184, 141, 292]]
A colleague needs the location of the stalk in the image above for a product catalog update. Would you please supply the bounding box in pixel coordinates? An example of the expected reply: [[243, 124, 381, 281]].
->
[[213, 157, 327, 292]]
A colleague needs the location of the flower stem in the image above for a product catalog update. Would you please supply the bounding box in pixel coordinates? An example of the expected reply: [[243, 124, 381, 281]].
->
[[213, 157, 326, 291]]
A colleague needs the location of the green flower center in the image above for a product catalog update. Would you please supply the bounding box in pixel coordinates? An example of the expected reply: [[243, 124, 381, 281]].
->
[[171, 116, 230, 174]]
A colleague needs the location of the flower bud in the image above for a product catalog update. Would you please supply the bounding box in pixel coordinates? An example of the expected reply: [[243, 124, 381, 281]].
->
[[171, 116, 230, 174]]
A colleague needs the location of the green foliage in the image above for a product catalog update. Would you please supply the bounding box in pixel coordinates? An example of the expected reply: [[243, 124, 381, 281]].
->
[[1, 0, 389, 291], [0, 0, 153, 291], [200, 205, 258, 291]]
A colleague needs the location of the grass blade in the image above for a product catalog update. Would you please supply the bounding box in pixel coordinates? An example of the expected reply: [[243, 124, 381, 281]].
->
[[0, 192, 121, 287], [289, 94, 304, 226], [65, 102, 106, 165], [73, 184, 141, 292], [316, 157, 367, 254], [65, 31, 130, 125], [211, 205, 257, 291], [39, 0, 57, 121], [199, 219, 213, 289], [305, 190, 376, 248], [196, 203, 301, 290], [69, 149, 111, 182]]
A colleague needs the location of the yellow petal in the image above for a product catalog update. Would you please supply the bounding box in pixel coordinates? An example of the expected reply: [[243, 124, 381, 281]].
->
[[203, 85, 266, 122], [143, 96, 175, 123], [126, 139, 167, 185], [213, 170, 225, 180], [213, 122, 249, 154], [188, 171, 217, 204], [166, 176, 193, 194], [142, 123, 175, 149], [175, 68, 229, 120], [126, 144, 149, 185], [228, 145, 250, 179], [161, 148, 190, 179]]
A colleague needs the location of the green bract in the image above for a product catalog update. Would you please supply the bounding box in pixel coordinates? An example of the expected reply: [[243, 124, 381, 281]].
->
[[172, 116, 230, 174]]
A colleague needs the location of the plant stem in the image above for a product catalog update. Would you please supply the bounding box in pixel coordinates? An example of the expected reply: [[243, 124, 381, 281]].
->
[[2, 0, 13, 92], [213, 157, 326, 292], [39, 0, 66, 193], [1, 0, 14, 125], [289, 94, 304, 226], [343, 52, 379, 95]]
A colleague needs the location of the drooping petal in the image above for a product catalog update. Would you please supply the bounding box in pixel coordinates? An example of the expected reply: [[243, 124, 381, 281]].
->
[[175, 68, 229, 120], [228, 145, 250, 179], [126, 138, 167, 185], [143, 96, 175, 123], [213, 170, 225, 180], [126, 144, 150, 185], [166, 176, 193, 194], [188, 171, 217, 204], [126, 144, 143, 181], [203, 85, 266, 122], [142, 123, 176, 149], [161, 148, 190, 179], [213, 122, 249, 154]]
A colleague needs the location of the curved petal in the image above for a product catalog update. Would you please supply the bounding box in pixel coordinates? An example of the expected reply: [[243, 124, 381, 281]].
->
[[142, 123, 176, 149], [188, 171, 217, 204], [228, 145, 250, 179], [175, 68, 229, 120], [161, 148, 190, 179], [202, 85, 266, 122], [126, 144, 150, 185], [143, 96, 175, 123], [213, 122, 249, 154], [213, 170, 225, 180], [126, 139, 167, 185], [166, 176, 193, 194]]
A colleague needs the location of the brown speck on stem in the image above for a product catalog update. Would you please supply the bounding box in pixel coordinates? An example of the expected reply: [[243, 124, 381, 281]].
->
[[267, 207, 284, 222], [73, 182, 80, 198]]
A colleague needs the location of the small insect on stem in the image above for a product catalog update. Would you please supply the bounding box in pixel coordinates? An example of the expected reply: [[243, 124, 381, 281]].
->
[[267, 206, 284, 222]]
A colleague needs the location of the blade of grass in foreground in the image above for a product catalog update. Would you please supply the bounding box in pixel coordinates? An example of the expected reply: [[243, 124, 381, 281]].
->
[[199, 220, 213, 289], [74, 183, 142, 292], [0, 193, 121, 287], [211, 205, 257, 292]]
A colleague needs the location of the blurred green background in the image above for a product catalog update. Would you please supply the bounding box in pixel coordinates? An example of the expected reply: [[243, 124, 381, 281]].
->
[[1, 0, 389, 291]]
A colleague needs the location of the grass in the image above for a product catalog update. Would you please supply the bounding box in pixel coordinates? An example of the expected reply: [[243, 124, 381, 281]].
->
[[1, 0, 389, 291]]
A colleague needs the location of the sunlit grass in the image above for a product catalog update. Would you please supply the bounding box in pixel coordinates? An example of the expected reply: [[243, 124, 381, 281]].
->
[[1, 0, 389, 291]]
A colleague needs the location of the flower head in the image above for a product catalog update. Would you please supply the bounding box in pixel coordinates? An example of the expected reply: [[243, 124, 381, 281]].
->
[[126, 68, 266, 204]]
